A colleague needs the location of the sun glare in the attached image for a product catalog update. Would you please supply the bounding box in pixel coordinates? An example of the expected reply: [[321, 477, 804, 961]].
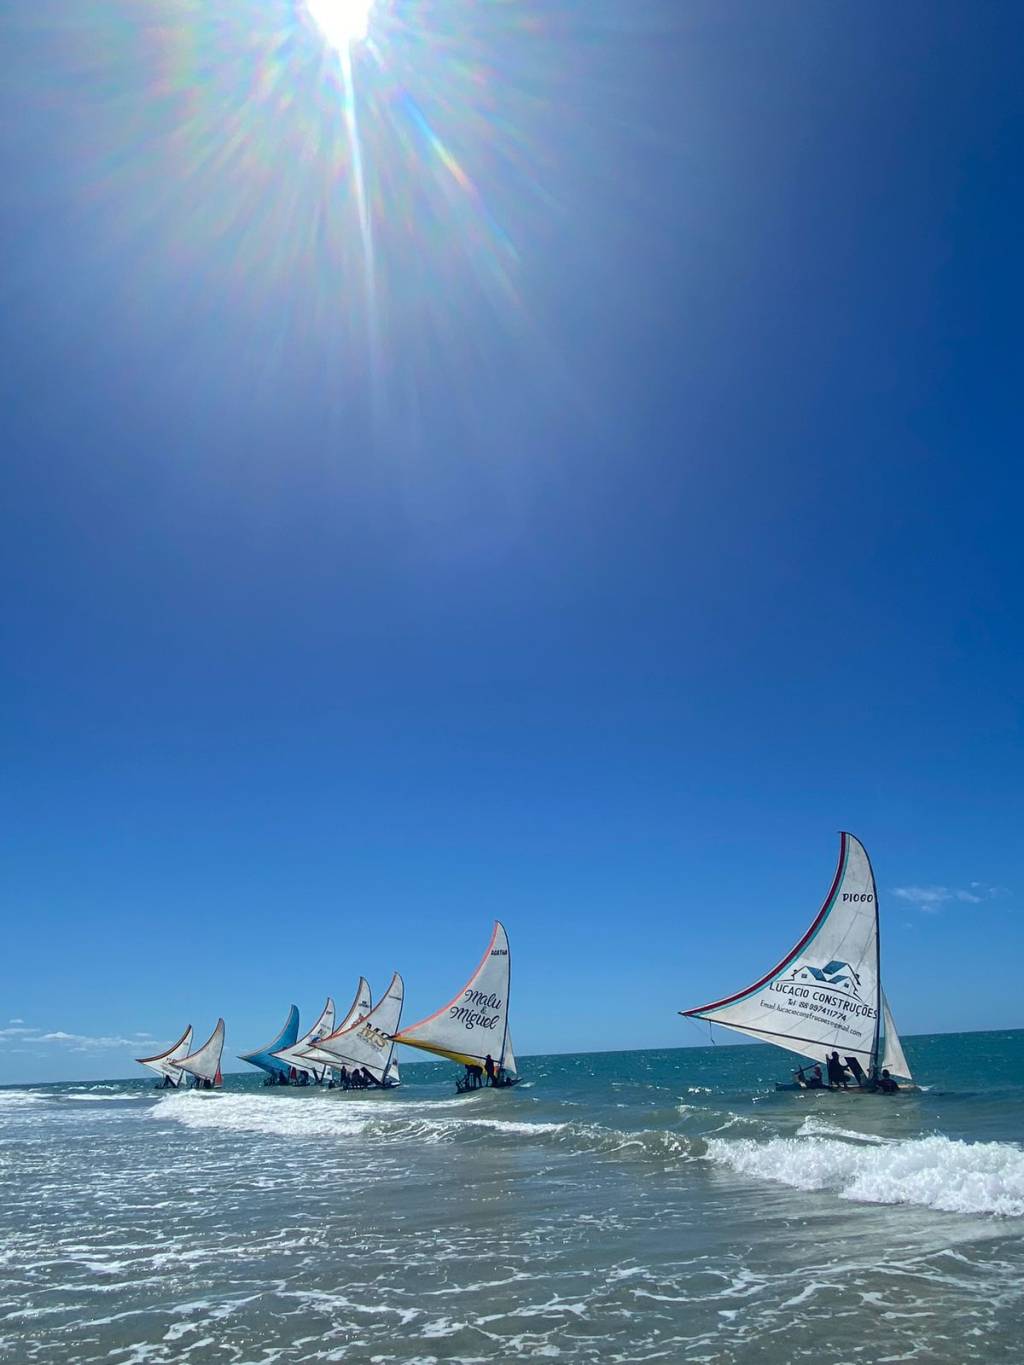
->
[[306, 0, 374, 50]]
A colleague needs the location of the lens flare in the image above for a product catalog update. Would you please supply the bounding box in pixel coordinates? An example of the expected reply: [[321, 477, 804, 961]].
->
[[305, 0, 374, 50]]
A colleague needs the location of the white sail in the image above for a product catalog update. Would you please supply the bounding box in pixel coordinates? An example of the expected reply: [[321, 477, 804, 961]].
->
[[682, 834, 882, 1068], [394, 921, 516, 1072], [307, 973, 404, 1084], [880, 990, 913, 1081], [174, 1018, 225, 1085], [272, 997, 335, 1077], [300, 979, 371, 1070], [136, 1025, 193, 1084]]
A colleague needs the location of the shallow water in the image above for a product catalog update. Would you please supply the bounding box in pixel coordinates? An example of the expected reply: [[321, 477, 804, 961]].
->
[[1, 1031, 1023, 1362]]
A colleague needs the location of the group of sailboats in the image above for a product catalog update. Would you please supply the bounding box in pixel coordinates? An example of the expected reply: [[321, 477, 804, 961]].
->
[[136, 1019, 225, 1090], [136, 922, 519, 1095], [137, 835, 915, 1101], [680, 832, 916, 1092], [241, 976, 404, 1090]]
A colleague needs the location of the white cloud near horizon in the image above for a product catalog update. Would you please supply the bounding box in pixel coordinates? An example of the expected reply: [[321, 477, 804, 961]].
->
[[891, 882, 1009, 912], [0, 1026, 163, 1052]]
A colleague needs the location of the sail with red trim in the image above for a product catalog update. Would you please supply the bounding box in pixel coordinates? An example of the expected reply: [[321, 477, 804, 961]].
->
[[300, 979, 372, 1072], [174, 1018, 225, 1086], [393, 921, 517, 1074], [136, 1025, 193, 1085], [681, 834, 884, 1069], [272, 997, 335, 1079], [304, 974, 404, 1085]]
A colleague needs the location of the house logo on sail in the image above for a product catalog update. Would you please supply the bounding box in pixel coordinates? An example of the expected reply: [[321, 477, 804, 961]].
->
[[787, 959, 864, 1002]]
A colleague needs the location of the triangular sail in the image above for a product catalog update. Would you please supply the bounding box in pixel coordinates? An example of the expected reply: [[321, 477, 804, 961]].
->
[[238, 1005, 299, 1079], [174, 1018, 225, 1085], [137, 1025, 193, 1084], [272, 997, 335, 1077], [880, 990, 912, 1081], [681, 833, 881, 1068], [305, 974, 404, 1084], [393, 921, 517, 1072], [300, 979, 372, 1070]]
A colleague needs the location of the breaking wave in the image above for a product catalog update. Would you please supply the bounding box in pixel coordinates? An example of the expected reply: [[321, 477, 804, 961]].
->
[[0, 1090, 46, 1109], [152, 1092, 704, 1164], [150, 1090, 1024, 1217], [705, 1131, 1024, 1217]]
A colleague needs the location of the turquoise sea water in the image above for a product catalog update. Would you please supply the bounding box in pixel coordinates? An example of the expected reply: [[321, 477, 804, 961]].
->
[[2, 1030, 1023, 1363]]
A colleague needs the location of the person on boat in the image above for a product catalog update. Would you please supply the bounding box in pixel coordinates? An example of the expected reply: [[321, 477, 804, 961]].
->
[[826, 1052, 850, 1088], [877, 1069, 899, 1094], [484, 1055, 496, 1086], [805, 1064, 824, 1089], [337, 1066, 350, 1088]]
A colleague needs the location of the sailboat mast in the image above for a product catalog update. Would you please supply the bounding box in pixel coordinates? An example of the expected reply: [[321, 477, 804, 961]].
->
[[500, 925, 512, 1070], [865, 836, 883, 1076]]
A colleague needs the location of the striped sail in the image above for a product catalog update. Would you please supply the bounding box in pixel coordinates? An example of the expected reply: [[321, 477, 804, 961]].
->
[[136, 1026, 193, 1085], [681, 834, 883, 1069], [393, 921, 516, 1073]]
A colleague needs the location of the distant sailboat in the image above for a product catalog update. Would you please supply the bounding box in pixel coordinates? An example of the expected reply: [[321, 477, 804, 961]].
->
[[136, 1025, 193, 1088], [299, 978, 372, 1079], [238, 1005, 300, 1084], [173, 1018, 225, 1090], [272, 997, 335, 1084], [393, 921, 519, 1092], [302, 974, 403, 1088], [680, 833, 915, 1091]]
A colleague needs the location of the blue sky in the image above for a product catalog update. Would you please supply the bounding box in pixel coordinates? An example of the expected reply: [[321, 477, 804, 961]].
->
[[2, 0, 1021, 1083]]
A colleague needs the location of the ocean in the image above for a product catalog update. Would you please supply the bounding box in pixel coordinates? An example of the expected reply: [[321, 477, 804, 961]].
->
[[1, 1030, 1023, 1363]]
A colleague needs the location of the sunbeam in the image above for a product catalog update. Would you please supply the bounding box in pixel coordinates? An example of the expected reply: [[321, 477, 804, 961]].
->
[[306, 0, 375, 50]]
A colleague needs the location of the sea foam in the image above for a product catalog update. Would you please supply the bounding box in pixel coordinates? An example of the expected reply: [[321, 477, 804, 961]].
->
[[706, 1131, 1024, 1217]]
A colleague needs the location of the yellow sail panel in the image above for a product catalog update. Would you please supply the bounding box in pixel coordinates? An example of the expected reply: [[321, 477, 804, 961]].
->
[[390, 1036, 481, 1069]]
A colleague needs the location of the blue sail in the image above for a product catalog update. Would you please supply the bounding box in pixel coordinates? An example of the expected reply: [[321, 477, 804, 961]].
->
[[238, 1005, 300, 1078]]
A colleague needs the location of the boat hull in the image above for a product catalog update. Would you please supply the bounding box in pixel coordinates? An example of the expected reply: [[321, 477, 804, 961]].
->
[[775, 1081, 912, 1094], [456, 1077, 521, 1094]]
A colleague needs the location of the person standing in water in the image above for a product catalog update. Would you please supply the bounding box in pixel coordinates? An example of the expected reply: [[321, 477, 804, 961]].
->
[[826, 1051, 850, 1088]]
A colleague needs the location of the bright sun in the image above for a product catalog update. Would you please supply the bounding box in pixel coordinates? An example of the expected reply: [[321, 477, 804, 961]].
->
[[305, 0, 374, 49]]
